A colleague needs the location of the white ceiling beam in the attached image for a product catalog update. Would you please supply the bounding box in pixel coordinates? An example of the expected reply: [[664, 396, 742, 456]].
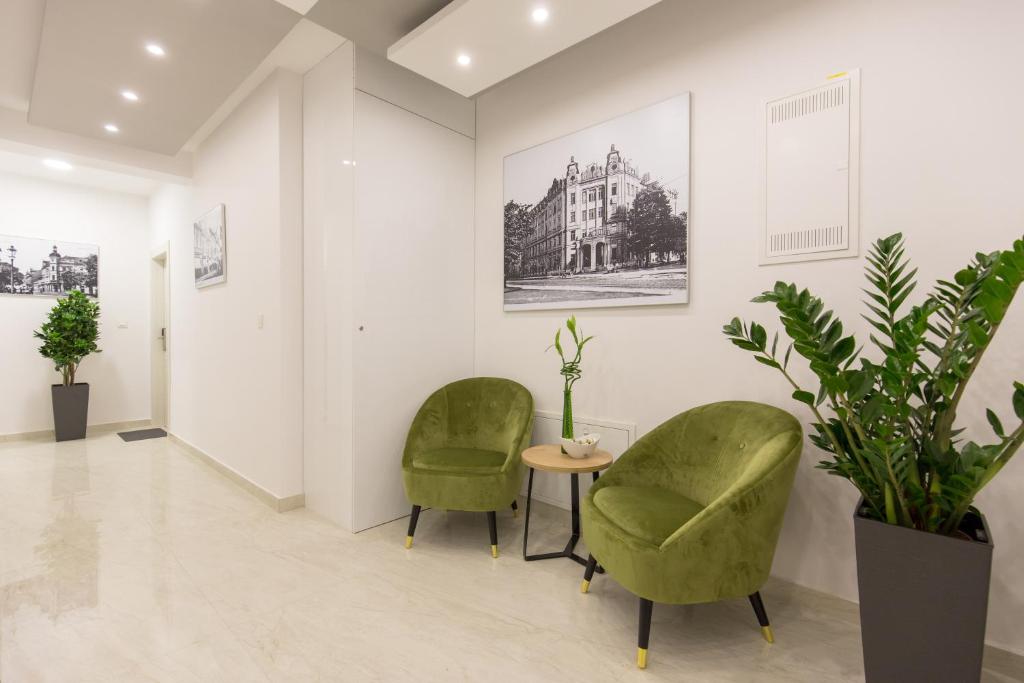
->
[[388, 0, 664, 97]]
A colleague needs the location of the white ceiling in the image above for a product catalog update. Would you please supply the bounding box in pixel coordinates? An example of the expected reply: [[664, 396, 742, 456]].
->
[[0, 0, 655, 182], [0, 0, 352, 193], [0, 0, 45, 112], [27, 0, 301, 155], [388, 0, 665, 97], [183, 19, 346, 152]]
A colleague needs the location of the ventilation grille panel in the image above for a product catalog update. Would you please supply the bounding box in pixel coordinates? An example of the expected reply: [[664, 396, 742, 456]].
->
[[762, 74, 858, 262], [769, 82, 846, 124], [769, 225, 848, 256]]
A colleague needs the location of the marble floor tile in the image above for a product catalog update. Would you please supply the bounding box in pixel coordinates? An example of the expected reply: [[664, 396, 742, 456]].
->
[[0, 432, 1021, 681]]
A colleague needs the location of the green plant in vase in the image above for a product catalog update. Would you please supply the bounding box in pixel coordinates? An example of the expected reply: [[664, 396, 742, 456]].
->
[[723, 232, 1024, 682], [723, 232, 1024, 534], [34, 289, 101, 442], [550, 315, 594, 451], [35, 289, 101, 386]]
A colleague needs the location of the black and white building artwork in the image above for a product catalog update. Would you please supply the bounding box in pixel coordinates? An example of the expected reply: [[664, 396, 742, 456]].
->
[[194, 204, 226, 288], [503, 94, 690, 311], [0, 234, 99, 298]]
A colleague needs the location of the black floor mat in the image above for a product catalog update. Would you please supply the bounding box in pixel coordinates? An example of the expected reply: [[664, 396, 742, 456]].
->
[[118, 427, 168, 442]]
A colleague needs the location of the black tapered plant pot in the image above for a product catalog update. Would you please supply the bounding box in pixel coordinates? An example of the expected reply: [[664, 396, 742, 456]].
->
[[854, 501, 993, 683], [51, 383, 89, 442]]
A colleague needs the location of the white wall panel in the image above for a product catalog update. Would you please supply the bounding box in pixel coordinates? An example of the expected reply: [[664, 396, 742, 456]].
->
[[149, 70, 304, 500], [351, 90, 476, 531], [301, 46, 476, 532], [303, 44, 356, 529], [761, 71, 860, 264]]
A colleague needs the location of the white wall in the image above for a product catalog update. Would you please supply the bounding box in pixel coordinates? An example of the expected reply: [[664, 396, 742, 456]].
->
[[0, 173, 150, 435], [149, 70, 304, 501], [473, 0, 1024, 654], [350, 88, 476, 530], [303, 44, 356, 529], [302, 45, 477, 531]]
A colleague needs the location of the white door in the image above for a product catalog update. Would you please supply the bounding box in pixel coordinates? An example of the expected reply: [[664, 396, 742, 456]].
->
[[150, 249, 169, 427], [351, 92, 476, 531]]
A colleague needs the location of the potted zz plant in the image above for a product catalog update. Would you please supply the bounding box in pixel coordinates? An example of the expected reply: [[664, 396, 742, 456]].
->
[[34, 290, 101, 442], [723, 233, 1023, 682]]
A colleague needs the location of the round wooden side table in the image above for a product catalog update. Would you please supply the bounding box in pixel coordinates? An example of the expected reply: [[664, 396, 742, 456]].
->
[[521, 444, 613, 568]]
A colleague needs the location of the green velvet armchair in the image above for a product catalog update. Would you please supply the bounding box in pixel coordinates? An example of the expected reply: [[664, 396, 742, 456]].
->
[[579, 401, 802, 669], [402, 377, 534, 557]]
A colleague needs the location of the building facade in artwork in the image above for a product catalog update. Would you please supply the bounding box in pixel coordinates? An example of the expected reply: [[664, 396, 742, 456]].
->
[[27, 245, 95, 296], [193, 221, 224, 282], [521, 144, 678, 276]]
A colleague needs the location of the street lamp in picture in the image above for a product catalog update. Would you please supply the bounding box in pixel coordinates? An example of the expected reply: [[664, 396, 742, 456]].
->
[[6, 244, 16, 293]]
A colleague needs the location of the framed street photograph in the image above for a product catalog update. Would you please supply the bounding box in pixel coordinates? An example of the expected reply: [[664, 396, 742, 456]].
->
[[0, 234, 99, 298], [503, 94, 690, 311], [194, 204, 226, 288]]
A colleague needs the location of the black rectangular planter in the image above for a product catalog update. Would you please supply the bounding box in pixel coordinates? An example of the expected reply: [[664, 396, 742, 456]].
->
[[51, 383, 90, 442], [854, 503, 993, 683]]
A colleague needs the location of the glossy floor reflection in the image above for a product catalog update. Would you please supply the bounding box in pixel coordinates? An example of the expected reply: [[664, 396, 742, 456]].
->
[[1, 433, 1022, 682]]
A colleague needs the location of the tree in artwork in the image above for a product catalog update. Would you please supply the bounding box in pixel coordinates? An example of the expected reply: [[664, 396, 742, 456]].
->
[[503, 199, 533, 282], [626, 184, 676, 268], [86, 254, 98, 295]]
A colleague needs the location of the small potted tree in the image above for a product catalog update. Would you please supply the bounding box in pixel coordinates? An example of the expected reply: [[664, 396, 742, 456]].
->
[[34, 290, 101, 441], [723, 233, 1023, 682]]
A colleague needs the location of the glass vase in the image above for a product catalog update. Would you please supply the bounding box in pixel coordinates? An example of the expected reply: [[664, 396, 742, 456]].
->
[[561, 388, 574, 453]]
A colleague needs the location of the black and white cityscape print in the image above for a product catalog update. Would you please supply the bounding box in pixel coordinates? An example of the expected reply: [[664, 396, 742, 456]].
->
[[503, 94, 690, 311], [0, 234, 99, 298], [194, 204, 226, 288]]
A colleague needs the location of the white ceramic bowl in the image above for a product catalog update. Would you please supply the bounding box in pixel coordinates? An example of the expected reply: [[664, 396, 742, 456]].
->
[[560, 433, 601, 459]]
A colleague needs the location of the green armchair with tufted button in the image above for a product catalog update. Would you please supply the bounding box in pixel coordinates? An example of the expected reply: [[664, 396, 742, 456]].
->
[[402, 377, 535, 557], [578, 401, 802, 669]]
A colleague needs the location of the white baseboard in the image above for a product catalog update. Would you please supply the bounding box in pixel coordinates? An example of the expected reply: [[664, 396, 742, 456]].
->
[[0, 419, 152, 443], [167, 432, 305, 513]]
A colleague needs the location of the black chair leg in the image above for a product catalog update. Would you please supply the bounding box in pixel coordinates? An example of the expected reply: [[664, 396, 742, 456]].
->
[[749, 591, 774, 643], [637, 597, 653, 668], [581, 554, 598, 593], [487, 511, 498, 557], [405, 505, 421, 548], [511, 499, 519, 518]]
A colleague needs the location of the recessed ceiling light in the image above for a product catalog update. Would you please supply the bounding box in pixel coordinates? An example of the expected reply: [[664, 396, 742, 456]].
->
[[42, 159, 73, 172], [104, 123, 120, 133], [145, 43, 166, 57], [532, 7, 549, 23], [456, 53, 471, 67], [121, 90, 139, 102]]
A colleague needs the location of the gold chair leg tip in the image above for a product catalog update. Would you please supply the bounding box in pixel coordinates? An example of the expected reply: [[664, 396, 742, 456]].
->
[[637, 648, 648, 669], [490, 544, 499, 558], [761, 626, 774, 643], [580, 580, 590, 594], [404, 536, 413, 549]]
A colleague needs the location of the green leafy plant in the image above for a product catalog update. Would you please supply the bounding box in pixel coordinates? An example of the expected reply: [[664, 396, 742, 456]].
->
[[34, 290, 101, 386], [724, 233, 1024, 535], [549, 315, 594, 441]]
